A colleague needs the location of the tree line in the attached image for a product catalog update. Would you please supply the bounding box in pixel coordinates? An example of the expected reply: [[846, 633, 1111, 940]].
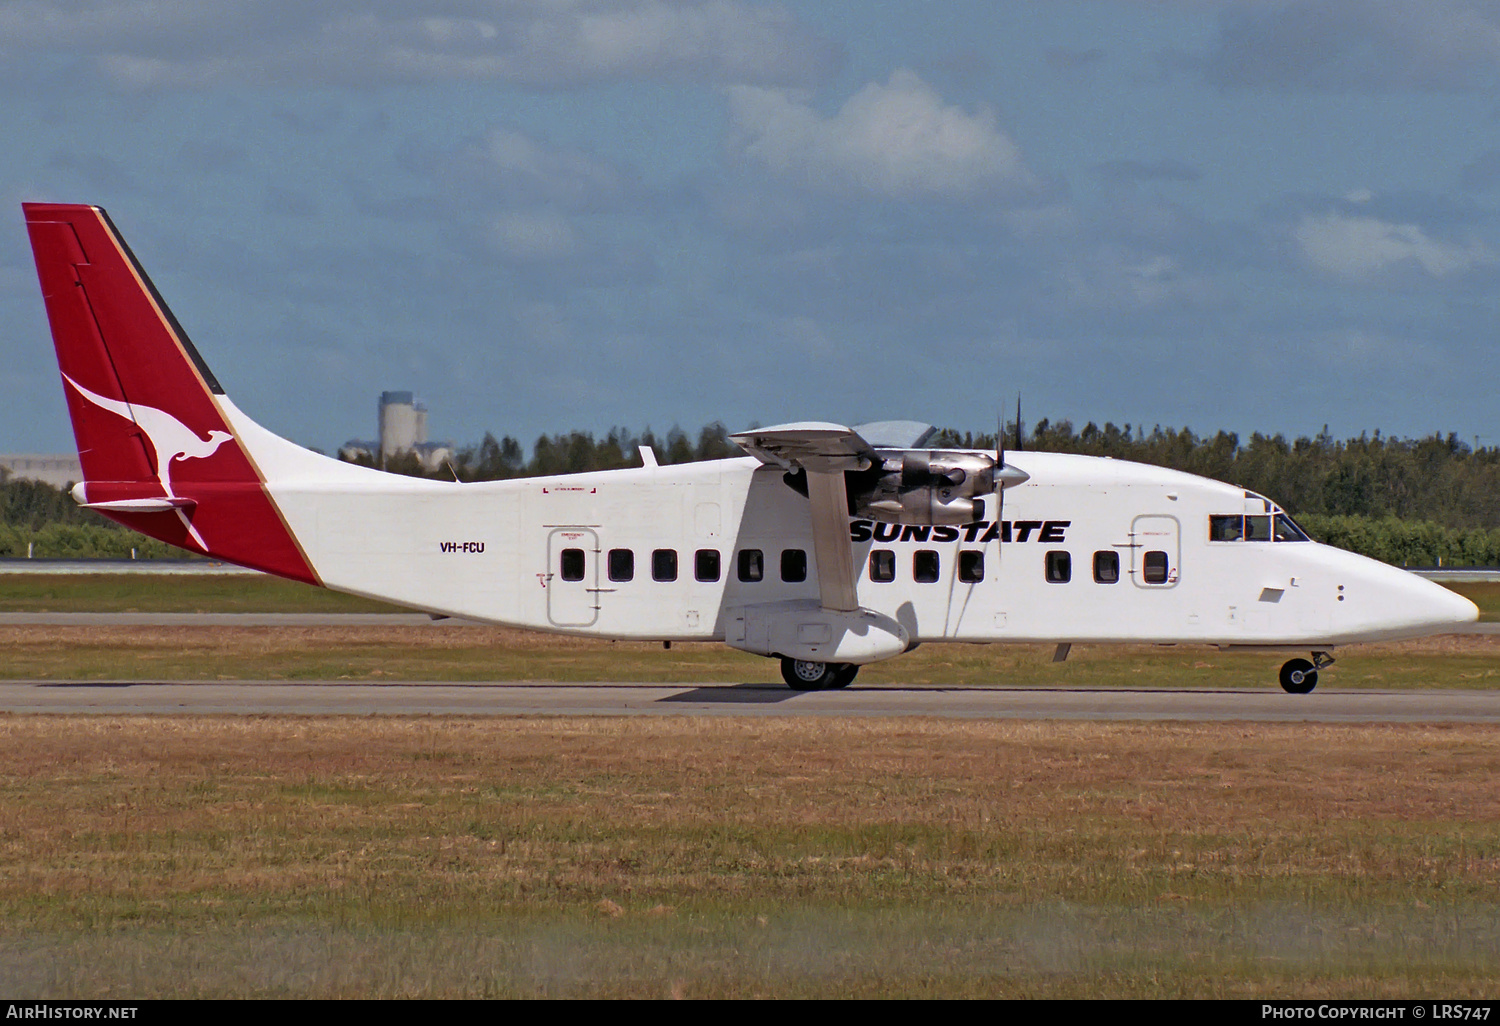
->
[[352, 419, 1500, 567], [2, 420, 1496, 564], [345, 424, 742, 480], [991, 420, 1500, 531], [0, 476, 178, 558]]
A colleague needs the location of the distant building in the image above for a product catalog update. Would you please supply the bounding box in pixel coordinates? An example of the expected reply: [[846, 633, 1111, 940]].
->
[[0, 454, 82, 489], [340, 391, 452, 473], [379, 390, 426, 460]]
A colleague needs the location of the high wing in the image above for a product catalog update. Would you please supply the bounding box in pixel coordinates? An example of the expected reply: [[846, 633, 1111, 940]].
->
[[729, 422, 874, 612], [730, 421, 880, 474]]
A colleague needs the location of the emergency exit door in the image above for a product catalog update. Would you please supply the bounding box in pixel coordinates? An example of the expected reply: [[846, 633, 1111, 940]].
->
[[547, 528, 600, 626], [1130, 515, 1180, 588]]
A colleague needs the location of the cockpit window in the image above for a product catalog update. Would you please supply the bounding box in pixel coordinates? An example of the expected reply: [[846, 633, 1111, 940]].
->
[[1210, 513, 1311, 542], [1273, 514, 1310, 542], [1209, 515, 1243, 542]]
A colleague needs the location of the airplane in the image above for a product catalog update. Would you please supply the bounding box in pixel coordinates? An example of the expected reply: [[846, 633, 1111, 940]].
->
[[21, 203, 1479, 693]]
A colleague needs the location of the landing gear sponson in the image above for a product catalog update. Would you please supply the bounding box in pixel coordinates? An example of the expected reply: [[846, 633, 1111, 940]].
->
[[1279, 651, 1335, 694], [780, 658, 859, 691]]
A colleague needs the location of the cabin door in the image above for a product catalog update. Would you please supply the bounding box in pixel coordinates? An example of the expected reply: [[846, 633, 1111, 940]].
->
[[547, 527, 600, 627]]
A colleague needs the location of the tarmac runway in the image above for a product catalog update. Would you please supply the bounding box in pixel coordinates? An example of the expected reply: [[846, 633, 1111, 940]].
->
[[2, 679, 1498, 722]]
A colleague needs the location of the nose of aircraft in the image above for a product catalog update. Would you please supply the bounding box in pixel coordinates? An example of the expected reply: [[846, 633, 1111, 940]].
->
[[1432, 581, 1481, 628], [1320, 546, 1482, 641], [1399, 572, 1481, 632]]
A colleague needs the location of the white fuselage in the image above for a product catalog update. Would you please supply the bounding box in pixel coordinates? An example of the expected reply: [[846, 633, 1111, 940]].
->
[[226, 402, 1476, 654]]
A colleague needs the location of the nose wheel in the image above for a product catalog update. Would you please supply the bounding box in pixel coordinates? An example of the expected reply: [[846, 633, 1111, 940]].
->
[[1279, 658, 1316, 693], [780, 658, 859, 691], [1279, 651, 1334, 694]]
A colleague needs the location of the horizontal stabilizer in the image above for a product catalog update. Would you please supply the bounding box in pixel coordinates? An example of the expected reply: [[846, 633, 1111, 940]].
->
[[81, 497, 197, 513]]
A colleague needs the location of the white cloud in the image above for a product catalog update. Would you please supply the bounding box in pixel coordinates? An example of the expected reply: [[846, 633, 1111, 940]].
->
[[1, 0, 834, 88], [1203, 0, 1500, 92], [1297, 328, 1447, 376], [1293, 212, 1496, 281], [727, 70, 1035, 199], [485, 210, 579, 262], [451, 128, 630, 211], [1060, 246, 1219, 311]]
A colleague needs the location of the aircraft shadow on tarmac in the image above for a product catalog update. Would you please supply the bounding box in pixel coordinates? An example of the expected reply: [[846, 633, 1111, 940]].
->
[[41, 681, 141, 688], [658, 683, 805, 704]]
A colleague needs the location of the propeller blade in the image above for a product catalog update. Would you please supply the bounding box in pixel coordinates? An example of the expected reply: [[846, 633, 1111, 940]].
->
[[991, 401, 1031, 527], [995, 411, 1005, 526]]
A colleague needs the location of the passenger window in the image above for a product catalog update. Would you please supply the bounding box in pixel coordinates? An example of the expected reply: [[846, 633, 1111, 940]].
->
[[1143, 550, 1169, 584], [781, 549, 807, 583], [913, 550, 940, 583], [869, 550, 895, 583], [560, 548, 585, 582], [607, 548, 634, 582], [1093, 550, 1119, 584], [1245, 515, 1271, 542], [1045, 551, 1071, 584], [1209, 515, 1243, 542], [738, 549, 763, 582], [958, 550, 984, 583], [695, 549, 721, 582], [652, 549, 677, 582]]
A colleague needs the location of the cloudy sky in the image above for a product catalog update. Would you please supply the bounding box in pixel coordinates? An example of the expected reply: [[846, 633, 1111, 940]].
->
[[2, 0, 1498, 455]]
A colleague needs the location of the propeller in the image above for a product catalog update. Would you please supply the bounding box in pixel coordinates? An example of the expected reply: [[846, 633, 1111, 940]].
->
[[994, 410, 1005, 526], [991, 395, 1029, 529]]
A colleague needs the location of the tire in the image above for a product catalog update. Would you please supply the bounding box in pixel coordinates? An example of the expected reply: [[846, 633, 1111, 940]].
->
[[1279, 658, 1317, 694], [781, 658, 839, 691], [829, 663, 859, 689]]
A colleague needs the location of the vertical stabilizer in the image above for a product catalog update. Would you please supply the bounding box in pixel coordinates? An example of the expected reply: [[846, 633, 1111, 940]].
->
[[23, 203, 318, 583]]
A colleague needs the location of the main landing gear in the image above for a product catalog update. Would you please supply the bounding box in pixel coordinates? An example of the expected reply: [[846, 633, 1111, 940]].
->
[[780, 658, 859, 691], [1279, 651, 1335, 694]]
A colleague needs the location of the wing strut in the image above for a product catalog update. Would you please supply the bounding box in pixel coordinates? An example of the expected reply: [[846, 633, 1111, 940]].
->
[[730, 421, 874, 613], [805, 469, 858, 612]]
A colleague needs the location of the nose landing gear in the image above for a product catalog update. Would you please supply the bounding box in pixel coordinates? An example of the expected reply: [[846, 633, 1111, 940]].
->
[[1279, 651, 1335, 694], [780, 658, 859, 691]]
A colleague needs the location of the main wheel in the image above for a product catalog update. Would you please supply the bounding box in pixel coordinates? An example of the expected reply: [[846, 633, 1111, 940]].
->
[[781, 658, 841, 691], [829, 663, 859, 689], [1279, 658, 1318, 694]]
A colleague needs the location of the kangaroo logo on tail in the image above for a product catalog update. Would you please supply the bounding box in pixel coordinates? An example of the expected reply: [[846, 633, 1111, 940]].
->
[[63, 373, 233, 549]]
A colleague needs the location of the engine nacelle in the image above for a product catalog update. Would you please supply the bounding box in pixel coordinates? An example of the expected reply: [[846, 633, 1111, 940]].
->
[[851, 450, 998, 525], [856, 491, 982, 525]]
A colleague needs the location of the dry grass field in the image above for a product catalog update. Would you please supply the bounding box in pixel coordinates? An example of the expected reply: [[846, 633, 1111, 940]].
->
[[0, 622, 1496, 689], [0, 716, 1497, 998]]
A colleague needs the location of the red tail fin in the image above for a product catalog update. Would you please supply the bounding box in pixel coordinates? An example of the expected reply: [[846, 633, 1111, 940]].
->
[[24, 203, 317, 582]]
